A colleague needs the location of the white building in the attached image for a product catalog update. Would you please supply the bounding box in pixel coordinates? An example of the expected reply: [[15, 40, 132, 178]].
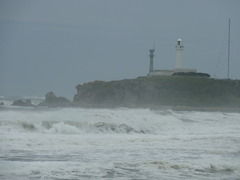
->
[[148, 38, 196, 76]]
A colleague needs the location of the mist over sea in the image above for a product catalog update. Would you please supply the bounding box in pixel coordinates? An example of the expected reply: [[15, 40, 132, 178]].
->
[[0, 97, 240, 180]]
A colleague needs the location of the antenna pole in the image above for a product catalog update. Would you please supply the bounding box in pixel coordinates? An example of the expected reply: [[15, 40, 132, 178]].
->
[[228, 18, 230, 79]]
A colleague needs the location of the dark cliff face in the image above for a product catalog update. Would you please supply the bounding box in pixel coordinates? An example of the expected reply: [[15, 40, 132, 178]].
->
[[74, 80, 140, 107], [73, 76, 240, 108]]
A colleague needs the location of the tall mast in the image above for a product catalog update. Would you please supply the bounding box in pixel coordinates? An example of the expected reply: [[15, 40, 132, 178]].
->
[[149, 46, 155, 74], [227, 18, 230, 79]]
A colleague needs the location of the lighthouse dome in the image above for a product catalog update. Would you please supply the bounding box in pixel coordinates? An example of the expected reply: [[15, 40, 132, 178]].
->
[[177, 38, 183, 46]]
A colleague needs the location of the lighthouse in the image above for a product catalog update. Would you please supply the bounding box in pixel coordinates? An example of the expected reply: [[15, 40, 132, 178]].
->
[[147, 38, 196, 76], [175, 38, 184, 69]]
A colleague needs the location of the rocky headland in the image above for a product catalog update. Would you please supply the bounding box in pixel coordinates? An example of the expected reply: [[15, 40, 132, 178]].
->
[[12, 75, 240, 111], [73, 75, 240, 110]]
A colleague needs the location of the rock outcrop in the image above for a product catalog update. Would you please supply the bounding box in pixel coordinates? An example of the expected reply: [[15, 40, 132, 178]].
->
[[12, 99, 35, 107], [38, 92, 71, 107]]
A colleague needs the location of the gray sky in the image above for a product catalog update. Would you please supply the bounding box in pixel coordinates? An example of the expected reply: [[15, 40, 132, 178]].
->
[[0, 0, 240, 97]]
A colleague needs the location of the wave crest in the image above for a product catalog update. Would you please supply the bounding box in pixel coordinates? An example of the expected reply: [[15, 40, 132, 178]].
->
[[6, 120, 149, 134]]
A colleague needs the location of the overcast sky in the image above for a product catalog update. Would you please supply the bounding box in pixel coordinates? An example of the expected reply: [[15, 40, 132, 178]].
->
[[0, 0, 240, 97]]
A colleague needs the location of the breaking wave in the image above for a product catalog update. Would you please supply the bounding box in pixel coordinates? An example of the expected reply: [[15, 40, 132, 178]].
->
[[0, 107, 239, 135], [0, 108, 173, 134], [38, 121, 147, 134], [1, 107, 240, 179], [2, 120, 142, 134]]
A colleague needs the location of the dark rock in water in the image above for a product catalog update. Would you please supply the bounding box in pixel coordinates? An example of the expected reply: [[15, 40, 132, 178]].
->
[[12, 99, 35, 107], [38, 92, 71, 107], [45, 92, 58, 103], [0, 102, 4, 106]]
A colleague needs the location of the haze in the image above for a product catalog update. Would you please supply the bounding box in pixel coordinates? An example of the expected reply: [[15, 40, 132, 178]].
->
[[0, 0, 240, 97]]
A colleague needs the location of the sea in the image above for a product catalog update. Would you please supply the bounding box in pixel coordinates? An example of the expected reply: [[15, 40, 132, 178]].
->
[[0, 96, 240, 180]]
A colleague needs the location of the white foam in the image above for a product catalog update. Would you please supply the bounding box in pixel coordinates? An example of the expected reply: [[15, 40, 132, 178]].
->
[[0, 108, 240, 179]]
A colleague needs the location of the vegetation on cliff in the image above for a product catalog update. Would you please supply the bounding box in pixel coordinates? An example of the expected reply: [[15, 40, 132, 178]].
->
[[73, 76, 240, 108]]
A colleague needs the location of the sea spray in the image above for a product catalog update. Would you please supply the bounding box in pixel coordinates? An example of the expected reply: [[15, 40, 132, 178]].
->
[[0, 107, 240, 179]]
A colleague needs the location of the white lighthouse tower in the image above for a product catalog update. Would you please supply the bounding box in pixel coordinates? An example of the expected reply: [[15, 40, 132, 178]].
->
[[175, 38, 184, 69]]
